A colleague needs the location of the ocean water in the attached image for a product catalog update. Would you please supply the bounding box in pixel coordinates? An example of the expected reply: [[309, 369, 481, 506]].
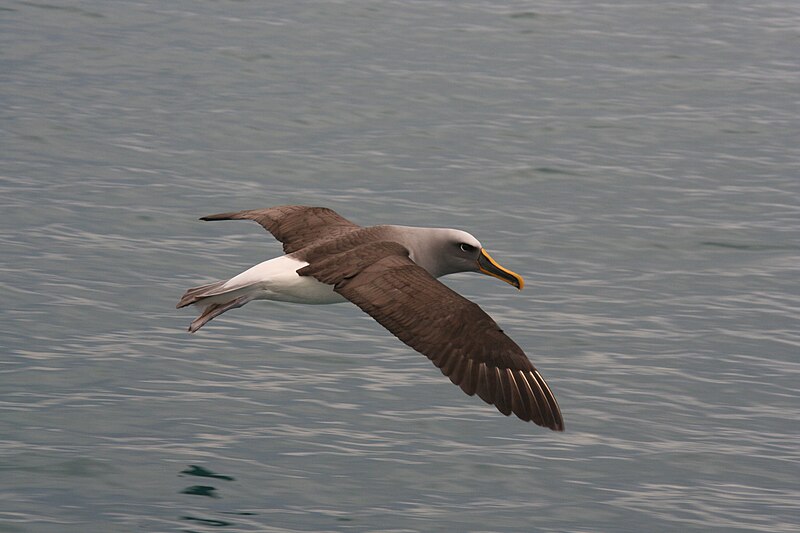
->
[[1, 1, 799, 531]]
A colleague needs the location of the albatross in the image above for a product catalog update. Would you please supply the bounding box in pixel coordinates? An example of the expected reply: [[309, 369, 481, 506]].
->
[[177, 205, 564, 431]]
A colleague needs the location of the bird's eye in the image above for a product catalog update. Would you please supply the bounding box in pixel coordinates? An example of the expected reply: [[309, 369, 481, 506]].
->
[[459, 243, 476, 253]]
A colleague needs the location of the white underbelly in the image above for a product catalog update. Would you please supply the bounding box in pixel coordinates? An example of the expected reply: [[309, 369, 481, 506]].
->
[[223, 255, 346, 304]]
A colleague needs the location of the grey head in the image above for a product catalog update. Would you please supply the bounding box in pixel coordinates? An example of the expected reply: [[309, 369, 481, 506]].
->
[[382, 226, 524, 289]]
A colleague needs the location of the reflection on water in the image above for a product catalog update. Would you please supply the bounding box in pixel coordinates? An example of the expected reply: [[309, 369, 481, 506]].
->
[[2, 0, 799, 531], [181, 486, 220, 499], [181, 465, 235, 482]]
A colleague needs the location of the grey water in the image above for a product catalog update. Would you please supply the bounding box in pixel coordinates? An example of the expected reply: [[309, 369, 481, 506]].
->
[[2, 1, 799, 531]]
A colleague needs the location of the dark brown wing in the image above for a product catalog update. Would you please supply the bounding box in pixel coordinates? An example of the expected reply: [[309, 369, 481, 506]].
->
[[299, 243, 564, 431], [200, 205, 361, 253]]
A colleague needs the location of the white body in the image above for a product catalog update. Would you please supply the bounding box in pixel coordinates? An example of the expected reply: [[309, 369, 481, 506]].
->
[[211, 255, 345, 305]]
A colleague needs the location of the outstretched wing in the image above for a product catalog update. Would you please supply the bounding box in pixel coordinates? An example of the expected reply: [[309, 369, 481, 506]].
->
[[298, 242, 564, 431], [200, 205, 361, 253]]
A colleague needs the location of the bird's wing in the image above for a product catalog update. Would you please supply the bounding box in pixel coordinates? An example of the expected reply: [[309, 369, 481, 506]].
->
[[298, 241, 564, 431], [200, 205, 361, 253]]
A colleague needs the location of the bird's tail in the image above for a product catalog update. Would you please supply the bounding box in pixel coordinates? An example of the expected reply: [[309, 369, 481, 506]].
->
[[176, 280, 227, 309], [176, 280, 254, 333]]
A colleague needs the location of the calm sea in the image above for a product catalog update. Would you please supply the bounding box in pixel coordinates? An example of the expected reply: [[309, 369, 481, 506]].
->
[[2, 1, 798, 531]]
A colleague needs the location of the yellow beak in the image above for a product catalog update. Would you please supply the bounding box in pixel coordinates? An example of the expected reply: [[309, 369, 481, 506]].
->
[[477, 248, 524, 290]]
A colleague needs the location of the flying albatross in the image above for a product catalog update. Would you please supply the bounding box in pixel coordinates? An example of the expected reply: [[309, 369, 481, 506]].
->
[[177, 205, 564, 431]]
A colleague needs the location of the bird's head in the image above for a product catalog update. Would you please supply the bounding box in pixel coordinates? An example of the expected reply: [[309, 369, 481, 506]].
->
[[410, 228, 524, 290]]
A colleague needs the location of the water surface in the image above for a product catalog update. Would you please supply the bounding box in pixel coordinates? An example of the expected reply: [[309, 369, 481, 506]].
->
[[1, 1, 799, 531]]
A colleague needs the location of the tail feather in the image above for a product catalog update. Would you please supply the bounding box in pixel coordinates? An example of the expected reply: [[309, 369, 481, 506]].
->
[[176, 280, 228, 309], [178, 279, 261, 332]]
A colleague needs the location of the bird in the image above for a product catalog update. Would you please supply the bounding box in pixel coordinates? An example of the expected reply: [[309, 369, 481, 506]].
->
[[177, 205, 563, 431]]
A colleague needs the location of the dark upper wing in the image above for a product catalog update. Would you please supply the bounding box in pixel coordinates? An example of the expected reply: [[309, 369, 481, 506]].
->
[[298, 242, 564, 431], [200, 205, 361, 253]]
